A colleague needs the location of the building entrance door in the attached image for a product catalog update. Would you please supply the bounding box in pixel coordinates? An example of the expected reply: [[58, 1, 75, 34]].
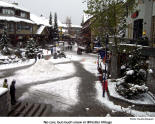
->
[[133, 19, 143, 39]]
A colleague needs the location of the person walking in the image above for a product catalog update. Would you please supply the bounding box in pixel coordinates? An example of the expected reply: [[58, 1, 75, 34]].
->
[[10, 80, 16, 105], [3, 79, 8, 88]]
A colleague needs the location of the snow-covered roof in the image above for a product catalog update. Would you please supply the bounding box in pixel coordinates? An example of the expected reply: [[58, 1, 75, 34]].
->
[[30, 14, 51, 26], [83, 13, 92, 23], [0, 87, 8, 96], [0, 1, 29, 12], [31, 13, 66, 27], [0, 16, 34, 24], [36, 25, 46, 34], [58, 20, 65, 27]]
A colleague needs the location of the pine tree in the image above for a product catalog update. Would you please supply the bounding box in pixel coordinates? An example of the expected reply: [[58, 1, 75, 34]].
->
[[49, 12, 53, 43], [25, 38, 39, 59], [0, 26, 10, 55], [49, 12, 52, 25], [53, 12, 59, 42]]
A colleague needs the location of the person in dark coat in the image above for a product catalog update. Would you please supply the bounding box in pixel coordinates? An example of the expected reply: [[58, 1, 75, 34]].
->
[[10, 80, 16, 105]]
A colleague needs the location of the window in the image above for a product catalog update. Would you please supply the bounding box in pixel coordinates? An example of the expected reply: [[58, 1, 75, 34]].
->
[[7, 23, 14, 32], [2, 9, 15, 15], [20, 12, 27, 18], [17, 23, 31, 31], [0, 23, 5, 29], [17, 23, 21, 31]]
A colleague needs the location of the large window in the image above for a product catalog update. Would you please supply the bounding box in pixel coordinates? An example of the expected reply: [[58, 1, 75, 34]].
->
[[2, 9, 15, 15]]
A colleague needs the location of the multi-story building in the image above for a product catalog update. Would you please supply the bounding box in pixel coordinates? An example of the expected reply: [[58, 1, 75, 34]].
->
[[0, 1, 35, 44], [0, 1, 51, 46]]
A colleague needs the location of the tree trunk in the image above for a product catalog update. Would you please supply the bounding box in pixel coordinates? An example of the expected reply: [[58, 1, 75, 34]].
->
[[110, 37, 120, 79]]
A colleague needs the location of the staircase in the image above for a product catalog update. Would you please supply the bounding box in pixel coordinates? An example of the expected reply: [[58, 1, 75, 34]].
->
[[8, 102, 51, 117]]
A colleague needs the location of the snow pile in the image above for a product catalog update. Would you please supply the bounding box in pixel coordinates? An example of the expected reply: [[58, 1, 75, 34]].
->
[[24, 59, 56, 76], [126, 70, 134, 75], [0, 87, 8, 96], [148, 69, 153, 74], [1, 58, 76, 88], [121, 65, 126, 70], [18, 77, 81, 111]]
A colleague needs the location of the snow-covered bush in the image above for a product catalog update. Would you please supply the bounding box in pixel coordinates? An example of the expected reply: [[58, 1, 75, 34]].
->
[[116, 83, 148, 99], [116, 48, 149, 99]]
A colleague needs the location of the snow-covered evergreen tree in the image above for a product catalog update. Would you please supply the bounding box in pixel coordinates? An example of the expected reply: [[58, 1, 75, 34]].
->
[[25, 38, 39, 59], [53, 12, 59, 42], [116, 48, 149, 99], [0, 26, 10, 55]]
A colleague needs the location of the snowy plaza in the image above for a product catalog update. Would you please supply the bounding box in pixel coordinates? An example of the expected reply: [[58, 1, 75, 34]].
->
[[0, 45, 155, 117]]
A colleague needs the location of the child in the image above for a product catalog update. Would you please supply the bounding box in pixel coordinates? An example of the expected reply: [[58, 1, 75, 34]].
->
[[3, 79, 8, 88]]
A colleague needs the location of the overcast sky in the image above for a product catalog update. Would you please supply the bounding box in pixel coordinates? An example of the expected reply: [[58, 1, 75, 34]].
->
[[4, 0, 87, 25]]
